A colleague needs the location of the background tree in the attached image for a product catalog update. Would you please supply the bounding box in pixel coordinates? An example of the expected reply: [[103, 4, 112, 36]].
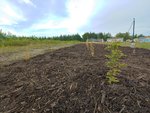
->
[[82, 32, 97, 41], [52, 34, 82, 41], [123, 32, 130, 41], [82, 32, 112, 42], [82, 32, 90, 41], [138, 34, 144, 38], [90, 32, 97, 39], [115, 32, 130, 41], [0, 29, 6, 38], [97, 32, 104, 39], [103, 33, 112, 41]]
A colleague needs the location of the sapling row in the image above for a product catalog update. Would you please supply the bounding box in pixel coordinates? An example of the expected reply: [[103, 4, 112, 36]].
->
[[85, 41, 126, 84]]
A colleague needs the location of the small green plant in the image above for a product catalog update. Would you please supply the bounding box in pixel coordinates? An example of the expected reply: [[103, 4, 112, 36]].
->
[[105, 42, 126, 84]]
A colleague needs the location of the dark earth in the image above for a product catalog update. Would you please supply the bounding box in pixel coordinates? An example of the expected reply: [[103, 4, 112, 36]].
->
[[0, 44, 150, 113]]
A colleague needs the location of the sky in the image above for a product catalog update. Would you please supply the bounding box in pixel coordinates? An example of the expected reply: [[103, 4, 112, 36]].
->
[[0, 0, 150, 36]]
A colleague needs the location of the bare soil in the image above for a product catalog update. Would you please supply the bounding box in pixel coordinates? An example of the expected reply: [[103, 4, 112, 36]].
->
[[0, 44, 150, 113]]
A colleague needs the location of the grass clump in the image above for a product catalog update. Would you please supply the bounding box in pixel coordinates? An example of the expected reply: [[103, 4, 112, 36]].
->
[[105, 42, 127, 84]]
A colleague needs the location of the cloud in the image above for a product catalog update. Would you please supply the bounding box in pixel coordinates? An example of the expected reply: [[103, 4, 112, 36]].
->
[[0, 1, 26, 26], [19, 0, 36, 7], [30, 0, 98, 34], [80, 0, 150, 35], [1, 27, 21, 35], [2, 0, 149, 36], [64, 0, 98, 33]]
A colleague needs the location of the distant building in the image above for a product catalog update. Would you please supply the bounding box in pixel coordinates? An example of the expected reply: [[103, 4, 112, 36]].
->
[[107, 38, 123, 42], [138, 36, 150, 42], [87, 38, 104, 42], [144, 36, 150, 38]]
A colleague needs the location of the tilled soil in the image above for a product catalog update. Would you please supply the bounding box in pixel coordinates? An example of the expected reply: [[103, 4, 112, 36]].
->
[[0, 44, 150, 113]]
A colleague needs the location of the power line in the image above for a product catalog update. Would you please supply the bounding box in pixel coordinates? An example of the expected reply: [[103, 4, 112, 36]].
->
[[128, 21, 133, 33]]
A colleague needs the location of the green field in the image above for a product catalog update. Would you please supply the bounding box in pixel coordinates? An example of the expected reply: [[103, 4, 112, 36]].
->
[[0, 38, 79, 54]]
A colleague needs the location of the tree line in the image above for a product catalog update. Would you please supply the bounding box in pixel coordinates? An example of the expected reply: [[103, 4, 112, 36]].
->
[[82, 32, 112, 41], [82, 32, 144, 42], [0, 30, 82, 41], [0, 29, 145, 42]]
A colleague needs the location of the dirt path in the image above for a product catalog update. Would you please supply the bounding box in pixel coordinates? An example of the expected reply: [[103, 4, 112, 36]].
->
[[0, 44, 150, 113], [0, 44, 74, 66]]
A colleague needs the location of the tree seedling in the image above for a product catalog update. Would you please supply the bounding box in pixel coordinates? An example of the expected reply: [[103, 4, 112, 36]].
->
[[105, 42, 126, 84], [86, 39, 95, 57]]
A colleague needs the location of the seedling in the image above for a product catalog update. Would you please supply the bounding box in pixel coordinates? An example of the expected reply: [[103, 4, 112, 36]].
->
[[86, 39, 95, 56], [89, 42, 95, 56], [86, 39, 90, 51], [105, 42, 126, 84]]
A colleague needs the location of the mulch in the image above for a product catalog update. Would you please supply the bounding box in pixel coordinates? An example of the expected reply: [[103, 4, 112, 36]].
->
[[0, 44, 150, 113]]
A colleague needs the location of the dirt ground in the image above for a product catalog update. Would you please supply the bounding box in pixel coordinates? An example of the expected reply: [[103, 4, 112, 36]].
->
[[0, 44, 150, 113]]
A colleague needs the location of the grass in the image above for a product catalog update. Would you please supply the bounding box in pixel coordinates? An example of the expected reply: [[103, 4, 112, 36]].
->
[[0, 38, 80, 65], [0, 38, 80, 54], [102, 42, 150, 50], [119, 42, 150, 49]]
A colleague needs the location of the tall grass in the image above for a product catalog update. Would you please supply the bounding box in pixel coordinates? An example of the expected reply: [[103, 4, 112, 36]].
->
[[0, 38, 29, 47], [0, 37, 80, 55], [0, 38, 79, 47]]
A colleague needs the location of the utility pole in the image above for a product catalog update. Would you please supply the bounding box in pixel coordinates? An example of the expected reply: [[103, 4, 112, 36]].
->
[[132, 18, 135, 42], [131, 18, 136, 54]]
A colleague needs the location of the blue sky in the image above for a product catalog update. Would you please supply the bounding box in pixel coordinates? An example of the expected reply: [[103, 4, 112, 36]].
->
[[0, 0, 150, 36]]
